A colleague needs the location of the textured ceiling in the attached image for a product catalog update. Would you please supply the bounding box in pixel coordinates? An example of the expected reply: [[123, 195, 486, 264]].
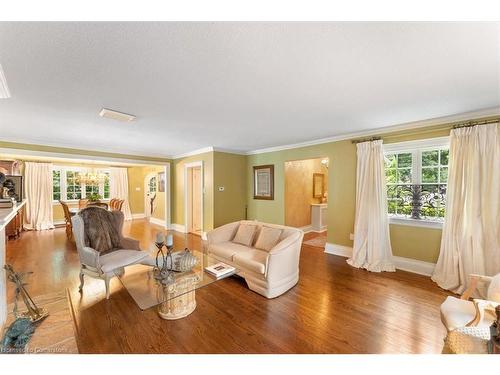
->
[[0, 22, 498, 157]]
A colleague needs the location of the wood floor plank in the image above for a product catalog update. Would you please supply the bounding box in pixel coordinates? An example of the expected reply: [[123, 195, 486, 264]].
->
[[5, 220, 451, 353]]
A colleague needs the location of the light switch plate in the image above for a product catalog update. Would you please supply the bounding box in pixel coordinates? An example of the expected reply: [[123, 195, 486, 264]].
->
[[135, 187, 141, 191]]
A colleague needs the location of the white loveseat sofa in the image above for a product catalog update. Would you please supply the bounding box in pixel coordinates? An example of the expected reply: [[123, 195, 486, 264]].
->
[[206, 220, 304, 298]]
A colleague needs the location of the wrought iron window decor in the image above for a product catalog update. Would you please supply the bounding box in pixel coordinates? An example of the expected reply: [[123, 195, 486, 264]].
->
[[387, 184, 446, 221], [384, 142, 449, 222]]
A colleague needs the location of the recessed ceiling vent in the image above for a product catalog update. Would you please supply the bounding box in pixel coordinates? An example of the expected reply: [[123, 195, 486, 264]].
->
[[99, 108, 136, 122], [0, 64, 11, 99]]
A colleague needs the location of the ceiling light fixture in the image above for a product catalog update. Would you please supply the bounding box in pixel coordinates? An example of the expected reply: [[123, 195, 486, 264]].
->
[[0, 64, 11, 98], [99, 108, 136, 122]]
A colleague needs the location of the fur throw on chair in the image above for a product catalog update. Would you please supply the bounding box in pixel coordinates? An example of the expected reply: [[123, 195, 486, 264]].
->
[[79, 206, 123, 254]]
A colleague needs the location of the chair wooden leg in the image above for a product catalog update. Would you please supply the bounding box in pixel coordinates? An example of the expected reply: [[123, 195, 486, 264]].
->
[[78, 270, 85, 292], [104, 276, 111, 299]]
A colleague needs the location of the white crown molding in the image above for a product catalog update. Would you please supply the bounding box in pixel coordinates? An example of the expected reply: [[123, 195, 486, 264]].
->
[[0, 135, 172, 160], [0, 146, 169, 166], [2, 107, 498, 161], [324, 243, 436, 277], [246, 107, 499, 155]]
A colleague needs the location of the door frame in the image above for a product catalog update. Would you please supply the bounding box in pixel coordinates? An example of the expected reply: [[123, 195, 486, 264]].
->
[[184, 161, 204, 235]]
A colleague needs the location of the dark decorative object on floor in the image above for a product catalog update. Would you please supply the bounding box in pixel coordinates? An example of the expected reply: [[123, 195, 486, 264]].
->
[[1, 318, 35, 351], [5, 264, 48, 322], [1, 265, 48, 352], [489, 306, 500, 354]]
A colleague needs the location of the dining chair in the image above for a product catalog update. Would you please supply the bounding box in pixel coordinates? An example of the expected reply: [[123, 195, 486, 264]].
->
[[109, 198, 117, 210], [115, 199, 125, 212], [78, 199, 89, 209], [59, 200, 73, 241]]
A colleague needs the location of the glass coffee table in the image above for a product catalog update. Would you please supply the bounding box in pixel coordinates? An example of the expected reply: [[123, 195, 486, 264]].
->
[[118, 247, 237, 320]]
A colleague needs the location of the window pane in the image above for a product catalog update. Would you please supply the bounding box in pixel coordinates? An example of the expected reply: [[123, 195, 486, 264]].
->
[[440, 149, 449, 165], [422, 167, 439, 183], [397, 153, 412, 168], [384, 154, 396, 168], [422, 150, 439, 166], [440, 167, 448, 183], [53, 192, 61, 201], [385, 168, 397, 183], [388, 200, 397, 214], [398, 168, 412, 183]]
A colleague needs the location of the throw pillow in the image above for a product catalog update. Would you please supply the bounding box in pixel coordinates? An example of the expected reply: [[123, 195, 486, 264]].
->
[[232, 224, 257, 247], [254, 226, 282, 251]]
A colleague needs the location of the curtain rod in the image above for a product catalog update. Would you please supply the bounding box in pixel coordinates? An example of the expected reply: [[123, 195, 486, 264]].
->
[[351, 136, 381, 144], [452, 117, 499, 129]]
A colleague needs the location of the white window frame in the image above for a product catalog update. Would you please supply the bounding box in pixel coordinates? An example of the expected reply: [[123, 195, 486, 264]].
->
[[52, 166, 111, 203], [383, 137, 449, 228]]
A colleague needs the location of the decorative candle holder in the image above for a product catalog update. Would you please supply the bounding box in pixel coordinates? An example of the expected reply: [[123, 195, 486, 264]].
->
[[153, 233, 176, 285]]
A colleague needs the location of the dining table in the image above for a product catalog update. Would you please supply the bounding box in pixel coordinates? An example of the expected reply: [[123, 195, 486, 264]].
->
[[69, 202, 109, 216]]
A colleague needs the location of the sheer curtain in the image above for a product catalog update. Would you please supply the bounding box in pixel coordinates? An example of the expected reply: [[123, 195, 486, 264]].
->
[[347, 140, 395, 272], [24, 162, 55, 231], [109, 167, 132, 220], [432, 123, 499, 294]]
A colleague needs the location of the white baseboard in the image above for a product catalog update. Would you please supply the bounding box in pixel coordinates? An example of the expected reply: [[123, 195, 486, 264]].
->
[[149, 217, 166, 227], [324, 242, 436, 277], [170, 223, 186, 233], [53, 220, 66, 227], [392, 256, 435, 277], [324, 243, 353, 258], [131, 213, 146, 219]]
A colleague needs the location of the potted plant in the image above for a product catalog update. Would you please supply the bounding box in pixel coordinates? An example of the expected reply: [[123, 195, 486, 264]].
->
[[87, 193, 102, 202]]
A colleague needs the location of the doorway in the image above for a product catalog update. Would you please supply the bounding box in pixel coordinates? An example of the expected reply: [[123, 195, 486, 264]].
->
[[184, 162, 203, 236], [284, 157, 328, 247], [144, 172, 157, 220]]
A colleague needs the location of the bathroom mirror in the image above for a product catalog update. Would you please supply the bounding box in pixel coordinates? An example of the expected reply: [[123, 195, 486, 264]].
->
[[313, 173, 324, 198]]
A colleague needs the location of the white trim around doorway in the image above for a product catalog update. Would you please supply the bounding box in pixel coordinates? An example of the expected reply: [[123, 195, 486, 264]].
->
[[184, 161, 204, 235]]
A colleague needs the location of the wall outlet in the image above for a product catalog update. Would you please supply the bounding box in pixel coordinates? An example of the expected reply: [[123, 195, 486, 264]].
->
[[349, 233, 354, 240], [218, 186, 225, 192]]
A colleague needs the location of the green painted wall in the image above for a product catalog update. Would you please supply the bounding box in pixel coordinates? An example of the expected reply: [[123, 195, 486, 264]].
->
[[247, 140, 356, 247], [213, 152, 247, 227], [245, 123, 469, 263]]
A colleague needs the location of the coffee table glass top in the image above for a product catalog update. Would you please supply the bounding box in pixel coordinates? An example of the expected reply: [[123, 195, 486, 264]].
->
[[118, 247, 237, 310]]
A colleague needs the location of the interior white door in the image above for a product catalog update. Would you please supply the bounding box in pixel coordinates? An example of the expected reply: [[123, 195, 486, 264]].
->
[[190, 167, 202, 233]]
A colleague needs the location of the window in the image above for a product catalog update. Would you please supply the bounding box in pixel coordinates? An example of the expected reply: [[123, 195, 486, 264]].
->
[[384, 137, 449, 225], [52, 167, 111, 202], [52, 170, 61, 201]]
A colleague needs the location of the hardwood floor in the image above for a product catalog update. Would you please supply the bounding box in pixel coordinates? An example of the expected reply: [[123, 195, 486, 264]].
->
[[5, 221, 451, 353]]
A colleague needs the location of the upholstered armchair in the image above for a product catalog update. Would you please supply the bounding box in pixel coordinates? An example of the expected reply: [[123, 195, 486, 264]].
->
[[71, 212, 148, 299], [440, 273, 500, 332]]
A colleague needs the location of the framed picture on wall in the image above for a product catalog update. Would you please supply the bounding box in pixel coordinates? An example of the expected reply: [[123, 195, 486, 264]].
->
[[158, 171, 165, 192], [253, 165, 274, 200]]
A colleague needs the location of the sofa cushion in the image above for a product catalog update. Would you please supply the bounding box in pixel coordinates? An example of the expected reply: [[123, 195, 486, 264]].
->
[[232, 224, 258, 246], [233, 248, 268, 275], [209, 241, 252, 261], [254, 226, 282, 251]]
